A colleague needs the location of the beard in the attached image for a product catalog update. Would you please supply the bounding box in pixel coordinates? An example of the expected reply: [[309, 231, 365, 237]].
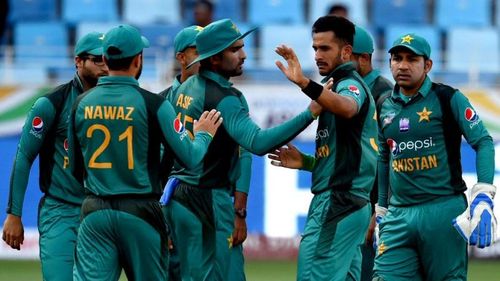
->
[[135, 63, 143, 80]]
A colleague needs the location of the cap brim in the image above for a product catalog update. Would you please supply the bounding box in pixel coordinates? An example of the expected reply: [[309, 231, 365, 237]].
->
[[142, 36, 150, 48], [388, 45, 425, 56], [86, 47, 104, 56], [186, 27, 257, 69]]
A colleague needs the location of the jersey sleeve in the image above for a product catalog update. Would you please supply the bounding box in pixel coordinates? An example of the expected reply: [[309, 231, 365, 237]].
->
[[157, 101, 213, 169], [217, 96, 314, 156], [68, 99, 85, 185], [7, 97, 56, 216], [377, 103, 391, 208], [336, 79, 367, 113], [235, 147, 252, 194], [450, 91, 495, 184]]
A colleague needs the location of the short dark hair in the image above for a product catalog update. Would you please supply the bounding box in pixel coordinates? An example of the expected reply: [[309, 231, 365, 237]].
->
[[195, 0, 213, 12], [105, 52, 142, 71], [312, 16, 355, 46], [328, 4, 348, 16]]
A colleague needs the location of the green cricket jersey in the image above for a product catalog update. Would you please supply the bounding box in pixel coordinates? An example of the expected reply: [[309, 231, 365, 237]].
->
[[169, 69, 315, 188], [377, 76, 495, 207], [68, 76, 213, 197], [363, 69, 393, 103], [310, 63, 378, 199], [7, 75, 85, 216], [159, 74, 181, 99]]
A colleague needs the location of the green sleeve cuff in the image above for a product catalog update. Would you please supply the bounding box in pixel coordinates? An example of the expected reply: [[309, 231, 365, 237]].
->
[[301, 153, 316, 172]]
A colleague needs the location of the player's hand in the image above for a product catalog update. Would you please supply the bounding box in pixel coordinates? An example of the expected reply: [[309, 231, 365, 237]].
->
[[268, 143, 303, 169], [193, 109, 223, 137], [373, 204, 387, 253], [232, 216, 247, 247], [2, 214, 24, 250], [453, 183, 497, 248], [275, 45, 309, 88]]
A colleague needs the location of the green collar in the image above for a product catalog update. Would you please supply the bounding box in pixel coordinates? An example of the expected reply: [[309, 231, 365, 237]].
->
[[321, 62, 356, 84], [200, 70, 233, 88], [362, 69, 381, 87], [392, 76, 432, 101], [73, 73, 85, 93], [97, 76, 140, 86]]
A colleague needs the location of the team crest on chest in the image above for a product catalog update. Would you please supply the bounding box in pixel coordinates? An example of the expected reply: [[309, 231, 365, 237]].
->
[[416, 107, 432, 122]]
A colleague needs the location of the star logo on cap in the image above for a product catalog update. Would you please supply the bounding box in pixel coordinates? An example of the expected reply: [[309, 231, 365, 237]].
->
[[231, 23, 239, 33], [417, 107, 432, 122], [194, 26, 204, 32], [99, 34, 105, 40], [401, 35, 414, 44]]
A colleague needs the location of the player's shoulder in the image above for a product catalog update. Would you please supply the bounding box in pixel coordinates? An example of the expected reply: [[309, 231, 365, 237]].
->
[[337, 78, 367, 96]]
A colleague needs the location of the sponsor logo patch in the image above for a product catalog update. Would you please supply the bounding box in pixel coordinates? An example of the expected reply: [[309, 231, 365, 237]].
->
[[32, 116, 44, 132], [348, 85, 360, 95], [387, 139, 399, 156], [173, 117, 185, 134], [464, 107, 478, 122], [399, 118, 410, 132], [64, 138, 69, 151]]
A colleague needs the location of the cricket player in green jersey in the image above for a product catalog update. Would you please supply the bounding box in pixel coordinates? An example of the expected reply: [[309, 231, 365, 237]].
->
[[160, 25, 203, 100], [372, 33, 496, 280], [350, 25, 393, 281], [68, 24, 222, 281], [269, 16, 378, 281], [2, 32, 107, 281], [162, 18, 322, 281]]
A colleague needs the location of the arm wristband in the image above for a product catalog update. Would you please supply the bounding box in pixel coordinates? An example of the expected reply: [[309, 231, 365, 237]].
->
[[301, 80, 323, 100]]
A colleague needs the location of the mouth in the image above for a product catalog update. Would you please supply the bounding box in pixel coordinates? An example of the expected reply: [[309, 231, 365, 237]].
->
[[396, 73, 411, 80]]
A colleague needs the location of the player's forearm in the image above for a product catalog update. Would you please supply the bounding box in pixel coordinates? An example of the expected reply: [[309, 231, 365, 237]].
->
[[247, 109, 314, 155], [377, 159, 390, 208], [235, 149, 252, 194], [474, 135, 495, 184], [316, 92, 358, 118], [7, 151, 34, 216], [233, 191, 248, 210], [182, 131, 213, 168]]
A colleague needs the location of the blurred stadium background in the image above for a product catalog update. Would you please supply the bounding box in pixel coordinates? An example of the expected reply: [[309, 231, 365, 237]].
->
[[0, 0, 499, 280]]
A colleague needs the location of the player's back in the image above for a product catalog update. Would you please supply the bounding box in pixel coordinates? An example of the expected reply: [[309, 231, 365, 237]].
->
[[73, 76, 164, 197]]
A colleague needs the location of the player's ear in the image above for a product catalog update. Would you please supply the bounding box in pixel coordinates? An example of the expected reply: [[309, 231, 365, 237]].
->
[[424, 58, 433, 74]]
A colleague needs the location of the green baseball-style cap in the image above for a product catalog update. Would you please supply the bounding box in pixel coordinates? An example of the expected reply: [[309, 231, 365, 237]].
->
[[74, 31, 105, 56], [187, 19, 256, 68], [103, 24, 150, 59], [388, 33, 431, 58], [353, 26, 374, 54], [174, 25, 204, 53]]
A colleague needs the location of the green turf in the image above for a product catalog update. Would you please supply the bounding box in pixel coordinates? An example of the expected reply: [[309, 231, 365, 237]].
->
[[0, 259, 498, 280]]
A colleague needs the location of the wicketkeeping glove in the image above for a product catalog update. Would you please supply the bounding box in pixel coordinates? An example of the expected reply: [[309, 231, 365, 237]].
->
[[373, 204, 388, 253], [453, 183, 497, 248], [159, 178, 180, 206]]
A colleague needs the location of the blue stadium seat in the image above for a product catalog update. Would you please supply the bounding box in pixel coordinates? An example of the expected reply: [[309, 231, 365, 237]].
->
[[123, 0, 180, 25], [248, 0, 303, 25], [62, 0, 118, 25], [309, 0, 367, 26], [75, 22, 121, 42], [14, 22, 69, 66], [213, 0, 243, 22], [139, 24, 183, 61], [384, 25, 442, 71], [259, 24, 314, 70], [8, 0, 57, 23], [446, 28, 499, 73], [497, 0, 500, 27], [372, 0, 428, 29], [435, 0, 491, 29]]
